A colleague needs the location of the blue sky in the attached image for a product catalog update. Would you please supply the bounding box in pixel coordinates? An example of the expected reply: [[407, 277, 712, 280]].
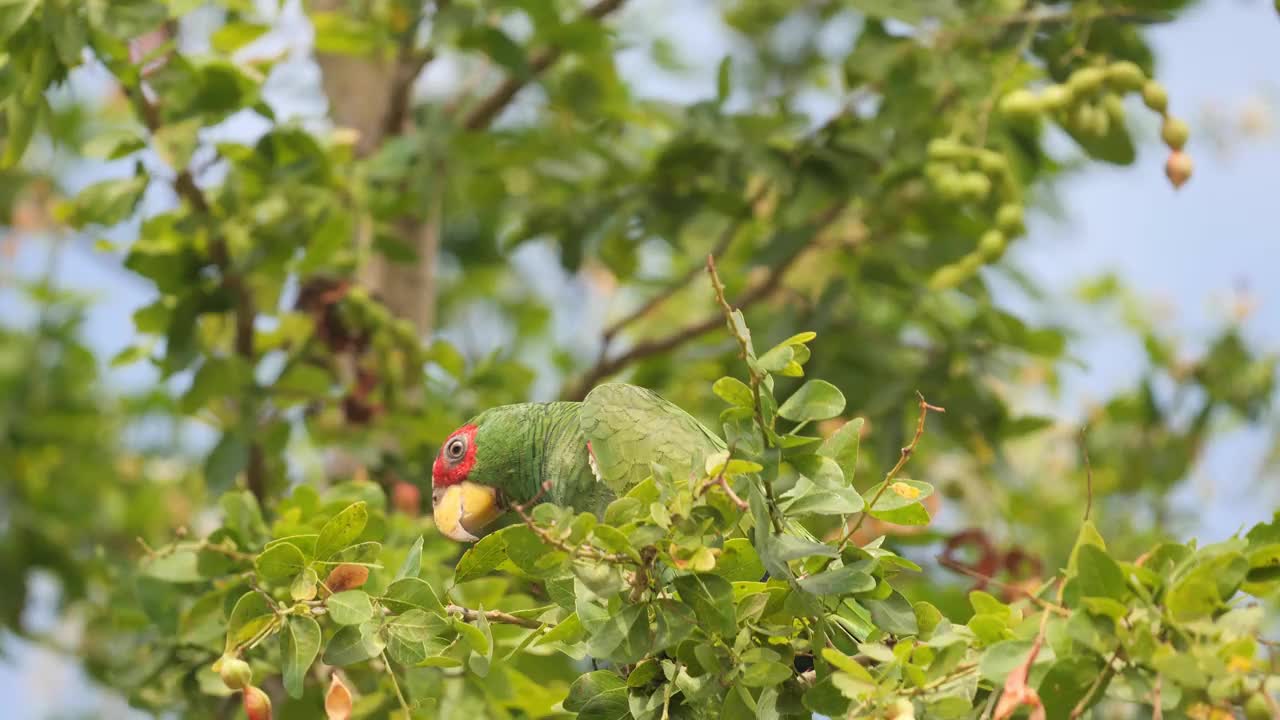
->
[[3, 0, 1279, 715]]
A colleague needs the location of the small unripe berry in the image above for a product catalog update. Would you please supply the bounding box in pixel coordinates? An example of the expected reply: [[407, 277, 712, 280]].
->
[[1244, 692, 1271, 720], [217, 656, 253, 690], [928, 264, 968, 291], [1067, 67, 1106, 96], [1142, 80, 1168, 113], [242, 685, 273, 720], [1161, 116, 1189, 150], [1102, 94, 1126, 124], [1106, 61, 1146, 91], [998, 89, 1040, 121], [959, 172, 992, 201], [1041, 85, 1073, 112], [995, 204, 1025, 235], [978, 229, 1007, 261], [976, 150, 1008, 176], [927, 138, 966, 162], [1165, 150, 1193, 189], [936, 175, 968, 201]]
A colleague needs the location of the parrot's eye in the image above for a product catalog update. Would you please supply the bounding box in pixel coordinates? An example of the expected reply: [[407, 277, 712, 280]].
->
[[445, 437, 467, 461]]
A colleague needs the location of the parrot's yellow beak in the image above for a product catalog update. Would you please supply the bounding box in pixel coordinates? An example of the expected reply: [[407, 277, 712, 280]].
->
[[432, 482, 502, 542]]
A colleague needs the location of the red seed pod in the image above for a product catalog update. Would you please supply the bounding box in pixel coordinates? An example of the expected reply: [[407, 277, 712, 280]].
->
[[326, 673, 354, 720], [392, 481, 422, 515], [1165, 150, 1193, 189], [242, 686, 273, 720]]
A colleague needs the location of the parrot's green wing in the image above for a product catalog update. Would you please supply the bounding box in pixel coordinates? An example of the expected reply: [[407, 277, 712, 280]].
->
[[580, 383, 727, 493]]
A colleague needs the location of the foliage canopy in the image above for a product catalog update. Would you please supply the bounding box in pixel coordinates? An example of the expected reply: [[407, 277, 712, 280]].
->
[[1, 0, 1278, 718]]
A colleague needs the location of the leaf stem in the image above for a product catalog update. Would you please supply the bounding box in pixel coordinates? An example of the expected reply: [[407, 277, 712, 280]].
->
[[838, 392, 943, 549], [381, 650, 412, 717]]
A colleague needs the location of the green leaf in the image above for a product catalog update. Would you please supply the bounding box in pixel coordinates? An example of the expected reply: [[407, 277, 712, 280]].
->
[[673, 573, 736, 638], [741, 658, 792, 687], [382, 577, 444, 614], [584, 603, 651, 663], [1075, 545, 1127, 601], [777, 380, 846, 422], [314, 501, 368, 561], [140, 549, 203, 583], [564, 670, 627, 713], [819, 417, 864, 484], [224, 591, 275, 654], [864, 480, 933, 525], [280, 615, 321, 699], [72, 174, 149, 227], [757, 344, 794, 373], [591, 525, 641, 563], [210, 22, 269, 53], [713, 376, 755, 408], [290, 568, 318, 601], [863, 591, 918, 636], [979, 640, 1047, 682], [0, 0, 40, 43], [716, 55, 732, 103], [254, 541, 306, 582], [797, 565, 875, 595], [712, 538, 766, 582], [1039, 656, 1106, 720], [327, 590, 374, 625], [395, 535, 424, 580], [323, 623, 385, 666], [1067, 520, 1107, 575], [454, 530, 508, 583], [653, 599, 697, 651], [205, 431, 249, 494], [386, 610, 449, 665]]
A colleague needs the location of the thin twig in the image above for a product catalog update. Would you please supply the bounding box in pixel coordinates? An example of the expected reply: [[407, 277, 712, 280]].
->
[[380, 650, 413, 716], [602, 183, 772, 344], [937, 556, 1070, 616], [1079, 426, 1093, 523], [1070, 648, 1122, 719], [445, 604, 544, 630], [123, 67, 266, 500], [510, 481, 635, 565], [461, 0, 629, 131], [1150, 674, 1163, 720], [697, 445, 748, 510], [563, 201, 846, 401], [839, 392, 944, 549], [993, 586, 1055, 720]]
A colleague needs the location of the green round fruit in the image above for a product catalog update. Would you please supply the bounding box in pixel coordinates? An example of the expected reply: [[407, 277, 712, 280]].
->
[[1142, 81, 1169, 113], [999, 89, 1041, 121], [218, 656, 253, 691], [1103, 94, 1127, 124], [995, 203, 1025, 234], [928, 264, 967, 291], [1040, 84, 1073, 112], [1106, 61, 1146, 91], [977, 150, 1008, 176], [960, 172, 992, 201], [927, 138, 967, 162], [937, 176, 967, 201], [1161, 116, 1190, 150], [1244, 692, 1271, 720], [1067, 67, 1106, 96], [978, 229, 1007, 260]]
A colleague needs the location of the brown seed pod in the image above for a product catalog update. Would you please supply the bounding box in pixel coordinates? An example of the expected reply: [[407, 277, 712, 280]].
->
[[242, 686, 273, 720], [326, 673, 354, 720], [1165, 150, 1193, 189], [324, 563, 370, 593]]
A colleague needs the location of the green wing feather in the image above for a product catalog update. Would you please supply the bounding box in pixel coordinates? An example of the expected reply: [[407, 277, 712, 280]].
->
[[580, 383, 726, 493]]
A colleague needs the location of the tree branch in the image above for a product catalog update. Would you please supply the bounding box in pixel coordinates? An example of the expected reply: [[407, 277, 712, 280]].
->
[[445, 604, 544, 630], [461, 0, 629, 131], [562, 201, 846, 401], [124, 59, 265, 500], [601, 182, 771, 345]]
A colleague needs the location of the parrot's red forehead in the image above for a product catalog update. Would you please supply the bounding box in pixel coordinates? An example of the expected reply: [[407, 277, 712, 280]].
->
[[433, 425, 478, 488]]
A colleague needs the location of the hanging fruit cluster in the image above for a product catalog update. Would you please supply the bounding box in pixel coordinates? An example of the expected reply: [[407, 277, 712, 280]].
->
[[927, 59, 1195, 292], [924, 140, 1027, 290], [999, 60, 1192, 189]]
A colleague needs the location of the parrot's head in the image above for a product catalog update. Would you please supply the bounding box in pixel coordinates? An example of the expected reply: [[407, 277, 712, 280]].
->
[[430, 419, 506, 543]]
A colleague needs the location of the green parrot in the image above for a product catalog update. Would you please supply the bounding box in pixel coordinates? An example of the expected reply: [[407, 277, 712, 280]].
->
[[431, 383, 726, 542]]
